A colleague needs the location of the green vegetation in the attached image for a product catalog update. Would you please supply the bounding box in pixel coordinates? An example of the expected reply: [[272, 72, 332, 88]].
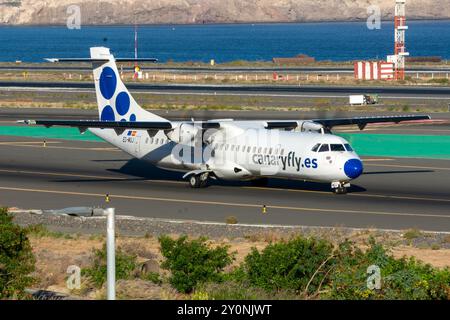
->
[[170, 235, 450, 300], [0, 208, 35, 299], [427, 78, 449, 85], [159, 235, 234, 293], [403, 229, 423, 240], [239, 237, 334, 294], [82, 244, 138, 287], [26, 224, 75, 239]]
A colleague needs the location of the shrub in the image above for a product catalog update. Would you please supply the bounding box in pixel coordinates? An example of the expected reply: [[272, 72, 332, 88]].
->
[[194, 281, 300, 300], [141, 272, 162, 285], [0, 208, 35, 299], [240, 236, 335, 294], [159, 236, 234, 293], [225, 216, 238, 225], [327, 238, 450, 300], [82, 244, 138, 288], [403, 229, 422, 240]]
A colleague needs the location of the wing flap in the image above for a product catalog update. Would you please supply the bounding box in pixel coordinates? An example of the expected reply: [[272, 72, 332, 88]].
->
[[312, 115, 431, 130]]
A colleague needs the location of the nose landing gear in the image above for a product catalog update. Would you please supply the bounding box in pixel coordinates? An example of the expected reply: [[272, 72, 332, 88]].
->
[[332, 181, 350, 195]]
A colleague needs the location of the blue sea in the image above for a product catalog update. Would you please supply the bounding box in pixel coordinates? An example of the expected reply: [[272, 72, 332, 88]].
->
[[0, 21, 449, 63]]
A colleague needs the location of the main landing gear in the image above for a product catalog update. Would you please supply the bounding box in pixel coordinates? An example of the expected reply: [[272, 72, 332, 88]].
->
[[332, 181, 350, 195], [189, 172, 210, 188]]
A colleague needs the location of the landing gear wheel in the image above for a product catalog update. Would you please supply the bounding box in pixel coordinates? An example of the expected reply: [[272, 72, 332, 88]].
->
[[333, 186, 347, 195], [189, 173, 210, 188], [200, 179, 209, 188], [189, 175, 201, 188]]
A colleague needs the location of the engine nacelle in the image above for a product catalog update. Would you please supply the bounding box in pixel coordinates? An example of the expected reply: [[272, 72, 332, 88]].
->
[[167, 123, 200, 144], [299, 121, 324, 133]]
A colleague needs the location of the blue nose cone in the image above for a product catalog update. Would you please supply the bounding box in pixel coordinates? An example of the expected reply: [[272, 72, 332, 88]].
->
[[344, 159, 363, 179]]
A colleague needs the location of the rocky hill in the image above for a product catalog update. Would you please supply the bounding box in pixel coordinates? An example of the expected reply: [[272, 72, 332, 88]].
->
[[1, 0, 449, 25]]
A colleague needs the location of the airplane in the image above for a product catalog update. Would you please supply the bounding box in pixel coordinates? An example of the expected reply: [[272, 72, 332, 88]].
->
[[19, 47, 430, 194]]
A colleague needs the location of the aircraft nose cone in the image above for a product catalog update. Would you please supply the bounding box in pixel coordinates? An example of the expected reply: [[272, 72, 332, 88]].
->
[[344, 159, 363, 179]]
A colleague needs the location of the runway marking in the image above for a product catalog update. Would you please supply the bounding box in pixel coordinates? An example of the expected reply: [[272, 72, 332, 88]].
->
[[0, 168, 186, 185], [1, 167, 449, 203], [0, 143, 119, 151], [361, 158, 395, 162], [0, 186, 449, 220], [0, 141, 60, 145], [244, 186, 450, 203], [367, 163, 450, 171], [0, 169, 128, 181]]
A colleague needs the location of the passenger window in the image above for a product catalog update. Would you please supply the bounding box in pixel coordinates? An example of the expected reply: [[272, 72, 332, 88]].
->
[[344, 144, 354, 152], [330, 144, 345, 152], [311, 143, 321, 152], [236, 145, 240, 152], [264, 147, 268, 154], [252, 147, 256, 153], [247, 146, 251, 153], [225, 145, 229, 151], [155, 138, 159, 144], [319, 144, 329, 152], [258, 147, 262, 153], [150, 138, 154, 144], [269, 148, 273, 155], [275, 148, 279, 155], [280, 149, 285, 156], [145, 138, 149, 144], [231, 145, 235, 151]]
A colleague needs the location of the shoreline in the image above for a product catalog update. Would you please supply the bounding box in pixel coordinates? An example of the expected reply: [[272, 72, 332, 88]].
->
[[1, 18, 450, 28]]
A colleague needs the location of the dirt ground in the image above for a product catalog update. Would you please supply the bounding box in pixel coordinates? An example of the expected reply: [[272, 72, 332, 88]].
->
[[28, 231, 450, 300]]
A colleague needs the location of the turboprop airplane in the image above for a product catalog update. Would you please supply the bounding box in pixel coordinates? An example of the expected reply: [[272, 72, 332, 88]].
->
[[20, 47, 430, 194]]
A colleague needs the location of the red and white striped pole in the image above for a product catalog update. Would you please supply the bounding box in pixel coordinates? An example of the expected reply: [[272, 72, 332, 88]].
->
[[394, 0, 409, 80]]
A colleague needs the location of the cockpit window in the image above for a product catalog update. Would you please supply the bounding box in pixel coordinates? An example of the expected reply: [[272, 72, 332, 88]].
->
[[330, 144, 346, 152], [344, 144, 354, 152], [319, 144, 329, 152], [311, 144, 321, 152]]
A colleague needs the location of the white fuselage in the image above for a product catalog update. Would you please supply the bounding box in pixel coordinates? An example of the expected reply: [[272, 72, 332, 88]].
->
[[90, 120, 363, 184]]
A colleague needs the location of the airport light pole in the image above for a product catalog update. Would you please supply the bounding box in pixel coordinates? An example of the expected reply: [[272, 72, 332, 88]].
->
[[105, 208, 116, 301]]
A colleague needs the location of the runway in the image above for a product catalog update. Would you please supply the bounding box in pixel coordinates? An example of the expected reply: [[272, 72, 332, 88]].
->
[[0, 108, 449, 232], [2, 81, 450, 100]]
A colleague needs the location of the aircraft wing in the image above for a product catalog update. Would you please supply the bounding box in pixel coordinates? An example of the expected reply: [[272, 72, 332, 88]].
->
[[264, 115, 431, 131], [19, 120, 173, 130], [18, 120, 221, 131], [312, 115, 431, 130]]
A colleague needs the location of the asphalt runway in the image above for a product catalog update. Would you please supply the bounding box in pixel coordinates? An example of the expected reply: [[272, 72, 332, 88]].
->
[[2, 81, 450, 100], [1, 107, 449, 136], [0, 108, 449, 232]]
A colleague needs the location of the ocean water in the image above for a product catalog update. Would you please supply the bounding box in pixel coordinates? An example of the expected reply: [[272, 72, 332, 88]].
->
[[0, 21, 449, 63]]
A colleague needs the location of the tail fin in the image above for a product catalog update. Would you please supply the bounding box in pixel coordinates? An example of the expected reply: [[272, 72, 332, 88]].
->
[[90, 47, 167, 122]]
